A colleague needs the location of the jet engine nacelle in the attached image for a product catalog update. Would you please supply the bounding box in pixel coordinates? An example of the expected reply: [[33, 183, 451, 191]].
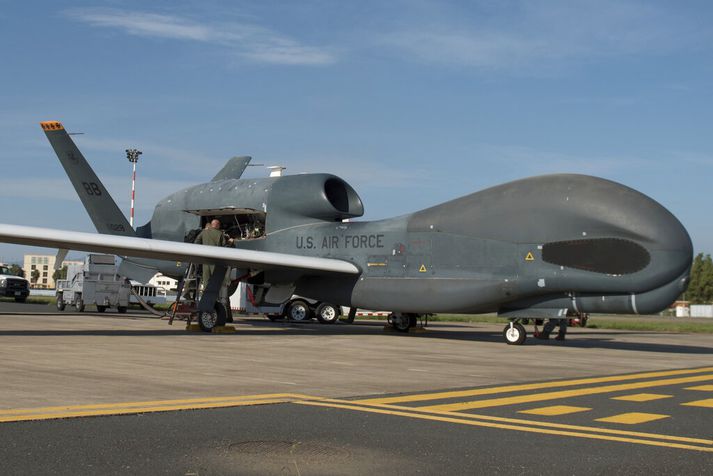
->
[[267, 174, 364, 230]]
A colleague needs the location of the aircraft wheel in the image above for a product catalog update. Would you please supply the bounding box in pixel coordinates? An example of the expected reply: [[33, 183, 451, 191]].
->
[[117, 306, 127, 314], [342, 307, 357, 324], [96, 305, 107, 313], [390, 313, 412, 332], [198, 301, 227, 332], [503, 322, 526, 345], [75, 297, 85, 312], [315, 303, 339, 324], [288, 300, 312, 322], [56, 293, 65, 311]]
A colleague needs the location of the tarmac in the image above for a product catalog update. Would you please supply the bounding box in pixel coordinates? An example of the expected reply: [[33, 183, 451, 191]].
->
[[0, 305, 711, 474]]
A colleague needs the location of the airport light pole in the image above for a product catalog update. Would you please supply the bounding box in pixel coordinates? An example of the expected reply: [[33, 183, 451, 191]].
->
[[126, 149, 142, 228]]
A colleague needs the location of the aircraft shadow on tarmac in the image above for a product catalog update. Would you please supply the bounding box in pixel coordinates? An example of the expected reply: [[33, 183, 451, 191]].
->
[[1, 316, 711, 355]]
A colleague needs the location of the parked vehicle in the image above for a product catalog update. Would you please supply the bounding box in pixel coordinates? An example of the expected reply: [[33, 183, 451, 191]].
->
[[0, 264, 29, 302], [228, 282, 389, 324], [56, 254, 131, 312]]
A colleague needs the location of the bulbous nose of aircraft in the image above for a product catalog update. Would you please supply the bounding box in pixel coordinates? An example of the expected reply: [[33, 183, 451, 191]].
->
[[610, 179, 693, 287]]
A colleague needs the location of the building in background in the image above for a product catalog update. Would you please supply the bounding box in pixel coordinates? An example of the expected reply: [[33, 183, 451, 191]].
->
[[149, 273, 178, 292], [22, 254, 84, 289]]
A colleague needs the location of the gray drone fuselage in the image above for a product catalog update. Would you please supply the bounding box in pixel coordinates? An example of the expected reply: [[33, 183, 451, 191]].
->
[[135, 172, 692, 316]]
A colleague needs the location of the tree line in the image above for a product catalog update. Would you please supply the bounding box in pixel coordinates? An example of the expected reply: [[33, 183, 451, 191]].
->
[[684, 253, 713, 304]]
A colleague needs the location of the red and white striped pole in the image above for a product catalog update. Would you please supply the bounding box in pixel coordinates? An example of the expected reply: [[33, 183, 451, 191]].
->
[[126, 149, 142, 229]]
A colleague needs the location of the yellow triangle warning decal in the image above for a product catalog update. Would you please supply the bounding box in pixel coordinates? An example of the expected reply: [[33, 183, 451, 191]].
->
[[525, 252, 535, 261], [419, 264, 428, 272]]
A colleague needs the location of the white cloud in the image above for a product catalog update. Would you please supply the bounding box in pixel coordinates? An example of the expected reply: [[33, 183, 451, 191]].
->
[[0, 176, 195, 210], [65, 8, 336, 66], [72, 135, 225, 176], [470, 143, 651, 176], [376, 0, 694, 71]]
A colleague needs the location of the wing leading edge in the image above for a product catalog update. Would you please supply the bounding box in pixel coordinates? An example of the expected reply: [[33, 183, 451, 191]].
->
[[0, 224, 360, 275]]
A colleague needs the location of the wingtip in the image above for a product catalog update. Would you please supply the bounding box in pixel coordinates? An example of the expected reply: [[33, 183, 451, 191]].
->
[[40, 121, 64, 131]]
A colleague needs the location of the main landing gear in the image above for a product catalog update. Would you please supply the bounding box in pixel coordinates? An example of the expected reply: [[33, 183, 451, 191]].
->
[[387, 313, 426, 332]]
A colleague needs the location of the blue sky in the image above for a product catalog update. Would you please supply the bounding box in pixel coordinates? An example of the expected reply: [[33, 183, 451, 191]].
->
[[1, 0, 712, 263]]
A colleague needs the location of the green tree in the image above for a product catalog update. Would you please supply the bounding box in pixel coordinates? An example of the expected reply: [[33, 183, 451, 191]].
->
[[52, 266, 67, 282], [31, 268, 40, 286], [686, 253, 713, 304], [9, 264, 24, 277]]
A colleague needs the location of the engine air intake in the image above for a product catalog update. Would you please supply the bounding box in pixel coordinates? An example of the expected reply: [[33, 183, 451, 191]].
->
[[542, 238, 650, 275]]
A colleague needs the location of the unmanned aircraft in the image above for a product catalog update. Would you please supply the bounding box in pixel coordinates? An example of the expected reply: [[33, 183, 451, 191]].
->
[[0, 121, 693, 344]]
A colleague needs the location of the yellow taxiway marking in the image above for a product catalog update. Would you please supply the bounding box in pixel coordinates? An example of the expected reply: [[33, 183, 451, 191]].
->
[[329, 399, 713, 446], [297, 400, 713, 453], [518, 405, 591, 416], [355, 366, 713, 405], [596, 413, 670, 425], [420, 374, 713, 412], [681, 398, 713, 409], [612, 393, 673, 402], [0, 394, 321, 423], [685, 385, 713, 391]]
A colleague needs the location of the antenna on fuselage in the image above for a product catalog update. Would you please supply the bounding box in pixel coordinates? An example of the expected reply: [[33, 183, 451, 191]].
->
[[267, 166, 286, 177]]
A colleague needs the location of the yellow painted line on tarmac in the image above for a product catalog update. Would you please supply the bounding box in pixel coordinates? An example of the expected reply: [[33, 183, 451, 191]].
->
[[682, 398, 713, 409], [354, 367, 713, 405], [296, 400, 713, 453], [518, 405, 591, 416], [420, 374, 713, 412], [309, 398, 713, 446], [0, 399, 292, 423], [685, 385, 713, 391], [612, 393, 672, 402], [0, 393, 322, 423], [596, 413, 670, 425]]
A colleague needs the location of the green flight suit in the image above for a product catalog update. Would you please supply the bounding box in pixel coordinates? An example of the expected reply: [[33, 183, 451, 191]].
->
[[194, 227, 228, 289]]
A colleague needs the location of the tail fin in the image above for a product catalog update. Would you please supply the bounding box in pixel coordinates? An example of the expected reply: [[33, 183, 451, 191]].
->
[[40, 121, 135, 236], [211, 156, 252, 181]]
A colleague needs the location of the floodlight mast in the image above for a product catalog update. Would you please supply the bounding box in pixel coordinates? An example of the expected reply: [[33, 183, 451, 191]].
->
[[125, 149, 142, 228]]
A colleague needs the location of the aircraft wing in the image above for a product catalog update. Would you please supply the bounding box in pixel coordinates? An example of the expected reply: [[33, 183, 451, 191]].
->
[[0, 224, 360, 275]]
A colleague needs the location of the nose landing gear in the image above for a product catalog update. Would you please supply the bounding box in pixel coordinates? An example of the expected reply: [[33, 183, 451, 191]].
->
[[503, 320, 527, 345]]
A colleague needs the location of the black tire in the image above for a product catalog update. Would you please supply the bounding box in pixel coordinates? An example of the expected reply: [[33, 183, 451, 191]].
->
[[342, 307, 357, 324], [390, 313, 413, 332], [315, 303, 339, 324], [56, 293, 65, 311], [117, 306, 127, 314], [96, 305, 107, 313], [503, 322, 526, 345], [287, 300, 311, 322], [14, 296, 26, 303], [75, 297, 85, 312], [198, 301, 227, 332]]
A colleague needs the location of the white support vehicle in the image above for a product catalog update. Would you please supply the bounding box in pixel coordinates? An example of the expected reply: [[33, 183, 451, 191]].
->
[[229, 282, 345, 324], [56, 254, 131, 313], [229, 282, 389, 324]]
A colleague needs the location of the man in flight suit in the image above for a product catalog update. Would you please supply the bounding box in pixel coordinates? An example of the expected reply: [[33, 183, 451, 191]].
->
[[194, 219, 231, 291]]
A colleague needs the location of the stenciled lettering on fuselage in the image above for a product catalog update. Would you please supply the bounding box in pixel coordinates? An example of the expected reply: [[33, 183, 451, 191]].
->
[[295, 234, 385, 250]]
